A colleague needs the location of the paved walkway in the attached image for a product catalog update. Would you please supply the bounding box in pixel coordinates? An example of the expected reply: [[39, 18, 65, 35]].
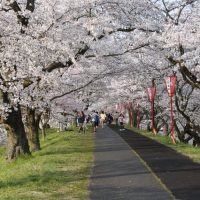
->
[[111, 126, 200, 200], [89, 126, 174, 200]]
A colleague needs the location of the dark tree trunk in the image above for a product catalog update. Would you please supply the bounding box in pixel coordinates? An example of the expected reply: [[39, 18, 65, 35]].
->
[[175, 121, 185, 142], [147, 121, 151, 132], [2, 91, 30, 161], [35, 112, 41, 138], [5, 106, 30, 161], [41, 126, 46, 140], [40, 109, 50, 140], [184, 123, 200, 147], [163, 123, 169, 135], [127, 108, 133, 127], [174, 83, 200, 146], [26, 108, 40, 152], [132, 109, 137, 127]]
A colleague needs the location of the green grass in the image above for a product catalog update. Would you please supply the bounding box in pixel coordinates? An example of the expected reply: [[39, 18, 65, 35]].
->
[[127, 126, 200, 164], [0, 128, 94, 200]]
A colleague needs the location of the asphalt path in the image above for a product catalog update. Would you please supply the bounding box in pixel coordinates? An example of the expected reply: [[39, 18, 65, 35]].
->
[[110, 125, 200, 200], [89, 126, 174, 200]]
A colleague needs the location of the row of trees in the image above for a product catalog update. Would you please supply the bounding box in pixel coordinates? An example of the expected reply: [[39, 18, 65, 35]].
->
[[0, 0, 199, 160], [114, 75, 200, 146]]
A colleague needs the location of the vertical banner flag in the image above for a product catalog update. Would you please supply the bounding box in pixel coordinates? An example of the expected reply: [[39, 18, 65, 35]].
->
[[146, 87, 156, 102], [164, 76, 177, 97], [164, 75, 177, 144]]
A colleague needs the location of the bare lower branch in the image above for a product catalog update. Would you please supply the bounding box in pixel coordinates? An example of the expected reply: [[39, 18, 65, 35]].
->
[[86, 43, 149, 58]]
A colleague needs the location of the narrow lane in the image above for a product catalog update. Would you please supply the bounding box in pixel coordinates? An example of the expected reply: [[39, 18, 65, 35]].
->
[[89, 126, 173, 200]]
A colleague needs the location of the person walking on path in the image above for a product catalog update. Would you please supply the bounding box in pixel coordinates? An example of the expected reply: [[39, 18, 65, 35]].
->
[[73, 110, 79, 127], [91, 111, 99, 132], [113, 111, 118, 126], [118, 113, 125, 131], [107, 113, 113, 125], [83, 114, 90, 131], [100, 111, 107, 128], [77, 111, 86, 133]]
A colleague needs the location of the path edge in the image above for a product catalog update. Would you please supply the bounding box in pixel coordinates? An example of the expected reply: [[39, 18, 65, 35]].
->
[[116, 130, 176, 200]]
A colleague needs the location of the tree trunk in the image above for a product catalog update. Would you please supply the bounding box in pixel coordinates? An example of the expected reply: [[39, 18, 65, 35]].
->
[[147, 121, 151, 131], [40, 109, 50, 140], [41, 126, 46, 140], [128, 108, 133, 127], [5, 106, 31, 161], [174, 121, 185, 142], [132, 109, 137, 127], [35, 112, 42, 140], [185, 123, 200, 147], [26, 108, 40, 152], [163, 123, 169, 135]]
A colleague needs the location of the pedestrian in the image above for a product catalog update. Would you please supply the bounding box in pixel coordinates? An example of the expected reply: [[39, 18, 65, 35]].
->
[[91, 110, 99, 132], [83, 114, 90, 130], [100, 111, 107, 128], [73, 110, 79, 127], [113, 112, 118, 126], [118, 113, 125, 131], [107, 113, 113, 125], [58, 112, 68, 132], [77, 111, 85, 133]]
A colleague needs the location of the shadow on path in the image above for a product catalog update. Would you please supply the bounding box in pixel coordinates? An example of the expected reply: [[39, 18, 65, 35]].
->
[[110, 125, 200, 200], [89, 126, 173, 200]]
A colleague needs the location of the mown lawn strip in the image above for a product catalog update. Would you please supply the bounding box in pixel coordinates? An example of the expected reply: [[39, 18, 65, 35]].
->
[[0, 128, 94, 200]]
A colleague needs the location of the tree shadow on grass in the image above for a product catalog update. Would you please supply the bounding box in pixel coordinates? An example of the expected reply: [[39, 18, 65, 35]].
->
[[38, 146, 93, 156], [0, 167, 89, 189]]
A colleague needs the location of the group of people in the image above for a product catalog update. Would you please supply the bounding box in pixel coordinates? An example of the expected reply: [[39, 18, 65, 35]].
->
[[76, 110, 125, 133], [76, 110, 107, 133], [90, 110, 110, 132]]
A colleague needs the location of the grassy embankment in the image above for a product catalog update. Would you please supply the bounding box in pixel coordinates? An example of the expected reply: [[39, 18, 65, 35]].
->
[[0, 128, 94, 200], [127, 126, 200, 163]]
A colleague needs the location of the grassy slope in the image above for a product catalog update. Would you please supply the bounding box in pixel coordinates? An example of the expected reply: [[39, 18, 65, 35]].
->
[[127, 127, 200, 163], [0, 128, 94, 200]]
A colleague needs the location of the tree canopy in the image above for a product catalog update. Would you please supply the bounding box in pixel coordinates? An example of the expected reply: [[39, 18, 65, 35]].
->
[[0, 0, 200, 159]]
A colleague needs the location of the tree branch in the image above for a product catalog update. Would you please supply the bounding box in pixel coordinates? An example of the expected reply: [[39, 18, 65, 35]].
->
[[50, 79, 97, 101], [179, 62, 200, 89], [10, 1, 21, 12], [167, 55, 200, 89], [44, 60, 73, 73], [86, 43, 149, 58]]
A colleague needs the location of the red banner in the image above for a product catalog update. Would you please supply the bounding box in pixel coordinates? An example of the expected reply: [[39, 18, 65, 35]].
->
[[136, 98, 140, 129], [164, 75, 177, 97], [164, 75, 177, 144], [146, 87, 156, 102], [128, 100, 133, 127]]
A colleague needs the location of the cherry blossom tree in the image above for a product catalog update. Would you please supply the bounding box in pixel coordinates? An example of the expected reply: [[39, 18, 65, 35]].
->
[[0, 0, 162, 159], [0, 0, 199, 160]]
